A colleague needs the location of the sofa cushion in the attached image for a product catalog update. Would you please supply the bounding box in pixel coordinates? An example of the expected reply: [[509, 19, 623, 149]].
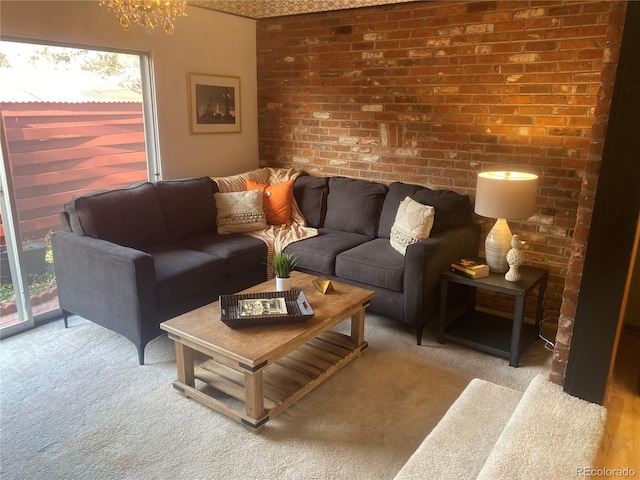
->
[[155, 177, 218, 243], [214, 190, 268, 234], [246, 178, 294, 226], [143, 244, 225, 312], [335, 238, 405, 292], [65, 182, 168, 249], [283, 228, 370, 275], [390, 196, 435, 255], [379, 182, 472, 238], [324, 177, 388, 238], [178, 232, 267, 277], [293, 175, 329, 228]]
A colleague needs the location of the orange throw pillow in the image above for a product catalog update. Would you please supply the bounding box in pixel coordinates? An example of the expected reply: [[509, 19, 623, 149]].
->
[[246, 178, 294, 226]]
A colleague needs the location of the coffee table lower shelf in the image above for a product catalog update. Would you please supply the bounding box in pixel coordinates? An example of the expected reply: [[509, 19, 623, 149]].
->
[[172, 330, 367, 431]]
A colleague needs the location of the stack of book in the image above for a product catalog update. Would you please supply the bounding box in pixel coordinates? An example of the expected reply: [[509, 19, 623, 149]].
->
[[451, 259, 490, 278]]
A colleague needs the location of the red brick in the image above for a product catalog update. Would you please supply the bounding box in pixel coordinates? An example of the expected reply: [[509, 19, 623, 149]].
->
[[256, 1, 626, 353]]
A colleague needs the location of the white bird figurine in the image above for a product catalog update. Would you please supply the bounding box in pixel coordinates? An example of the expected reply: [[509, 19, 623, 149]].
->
[[505, 234, 525, 282]]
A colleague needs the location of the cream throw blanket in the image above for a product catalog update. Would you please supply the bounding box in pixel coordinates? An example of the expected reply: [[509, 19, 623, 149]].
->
[[212, 167, 318, 278]]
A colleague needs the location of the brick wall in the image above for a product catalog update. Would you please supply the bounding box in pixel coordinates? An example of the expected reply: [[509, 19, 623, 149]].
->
[[549, 1, 628, 384], [256, 0, 626, 378]]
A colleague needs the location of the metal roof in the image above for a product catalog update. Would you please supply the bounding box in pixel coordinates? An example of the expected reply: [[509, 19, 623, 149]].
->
[[0, 68, 142, 103]]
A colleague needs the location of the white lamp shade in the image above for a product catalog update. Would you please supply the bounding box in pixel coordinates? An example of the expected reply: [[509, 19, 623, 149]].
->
[[474, 171, 538, 220]]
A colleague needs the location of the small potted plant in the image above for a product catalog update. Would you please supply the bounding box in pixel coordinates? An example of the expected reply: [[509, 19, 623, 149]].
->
[[270, 251, 296, 291]]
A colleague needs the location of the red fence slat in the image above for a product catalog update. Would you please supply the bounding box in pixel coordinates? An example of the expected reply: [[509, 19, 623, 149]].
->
[[0, 102, 149, 243], [5, 124, 145, 142]]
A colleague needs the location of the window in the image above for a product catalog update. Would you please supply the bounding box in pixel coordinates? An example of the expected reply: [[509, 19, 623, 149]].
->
[[0, 40, 161, 335]]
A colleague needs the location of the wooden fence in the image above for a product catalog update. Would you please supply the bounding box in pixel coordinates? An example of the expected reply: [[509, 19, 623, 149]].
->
[[0, 102, 148, 243]]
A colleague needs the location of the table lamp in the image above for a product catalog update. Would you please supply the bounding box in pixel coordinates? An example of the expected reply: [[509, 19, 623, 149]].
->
[[474, 171, 538, 273]]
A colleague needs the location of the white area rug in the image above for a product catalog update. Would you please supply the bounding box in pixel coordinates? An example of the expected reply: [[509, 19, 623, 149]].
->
[[1, 314, 551, 479]]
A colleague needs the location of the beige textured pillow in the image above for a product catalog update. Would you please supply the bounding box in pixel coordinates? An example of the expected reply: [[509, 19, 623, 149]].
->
[[390, 196, 435, 255], [214, 190, 267, 234]]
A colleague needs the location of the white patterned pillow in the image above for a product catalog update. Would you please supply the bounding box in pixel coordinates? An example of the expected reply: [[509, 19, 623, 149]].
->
[[214, 190, 267, 234], [390, 196, 435, 255]]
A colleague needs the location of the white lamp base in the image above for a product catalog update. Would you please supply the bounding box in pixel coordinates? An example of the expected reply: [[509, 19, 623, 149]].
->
[[484, 218, 512, 273]]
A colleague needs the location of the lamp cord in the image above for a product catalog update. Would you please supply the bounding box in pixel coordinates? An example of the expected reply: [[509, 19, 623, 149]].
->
[[539, 316, 556, 352]]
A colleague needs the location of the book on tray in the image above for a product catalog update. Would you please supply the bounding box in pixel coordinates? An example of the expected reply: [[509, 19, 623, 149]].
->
[[451, 259, 490, 278]]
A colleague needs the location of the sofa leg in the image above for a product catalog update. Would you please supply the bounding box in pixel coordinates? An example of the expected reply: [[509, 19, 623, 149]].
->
[[137, 346, 145, 366], [62, 310, 69, 329], [416, 324, 425, 345]]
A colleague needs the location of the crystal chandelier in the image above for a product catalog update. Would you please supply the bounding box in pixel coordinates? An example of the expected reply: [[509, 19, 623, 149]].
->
[[100, 0, 187, 35]]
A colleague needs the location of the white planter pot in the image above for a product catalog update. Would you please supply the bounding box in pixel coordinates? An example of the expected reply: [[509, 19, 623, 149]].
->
[[275, 276, 291, 292]]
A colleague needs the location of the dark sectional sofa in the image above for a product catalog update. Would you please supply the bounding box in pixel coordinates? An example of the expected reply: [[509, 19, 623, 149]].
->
[[52, 172, 479, 364], [287, 175, 479, 344], [52, 176, 267, 365]]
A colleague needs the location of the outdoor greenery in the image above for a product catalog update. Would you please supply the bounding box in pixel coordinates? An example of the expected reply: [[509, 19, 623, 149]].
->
[[0, 41, 142, 93], [0, 240, 56, 306]]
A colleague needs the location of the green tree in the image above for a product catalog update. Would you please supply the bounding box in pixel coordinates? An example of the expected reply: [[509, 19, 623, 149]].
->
[[2, 43, 141, 94], [81, 52, 141, 93], [28, 46, 83, 68]]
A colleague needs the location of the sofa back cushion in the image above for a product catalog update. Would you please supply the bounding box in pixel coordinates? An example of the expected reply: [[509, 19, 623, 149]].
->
[[155, 177, 218, 243], [324, 177, 388, 238], [293, 175, 329, 228], [65, 182, 168, 248], [379, 182, 472, 238]]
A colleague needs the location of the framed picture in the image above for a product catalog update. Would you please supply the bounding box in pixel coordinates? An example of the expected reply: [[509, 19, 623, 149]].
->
[[188, 73, 241, 134]]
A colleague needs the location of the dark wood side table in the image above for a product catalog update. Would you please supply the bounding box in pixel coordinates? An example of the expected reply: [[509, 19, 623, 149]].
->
[[438, 264, 549, 367]]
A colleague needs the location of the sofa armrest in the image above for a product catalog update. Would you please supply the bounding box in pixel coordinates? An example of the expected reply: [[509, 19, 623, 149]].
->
[[51, 231, 157, 345], [404, 224, 481, 328]]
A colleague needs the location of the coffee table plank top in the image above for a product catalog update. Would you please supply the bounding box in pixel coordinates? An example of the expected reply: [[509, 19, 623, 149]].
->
[[160, 271, 375, 368]]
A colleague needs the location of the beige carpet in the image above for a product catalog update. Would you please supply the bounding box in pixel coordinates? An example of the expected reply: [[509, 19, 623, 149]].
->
[[394, 378, 523, 480], [476, 374, 607, 480], [0, 314, 551, 479], [395, 375, 606, 480]]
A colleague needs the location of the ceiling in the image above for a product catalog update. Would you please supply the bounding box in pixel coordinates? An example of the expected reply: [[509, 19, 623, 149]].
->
[[188, 0, 419, 19]]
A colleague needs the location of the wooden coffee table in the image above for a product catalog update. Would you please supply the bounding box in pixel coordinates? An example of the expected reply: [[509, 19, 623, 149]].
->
[[160, 271, 375, 432]]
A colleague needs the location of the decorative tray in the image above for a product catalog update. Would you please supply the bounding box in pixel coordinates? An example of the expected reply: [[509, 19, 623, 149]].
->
[[219, 289, 315, 328]]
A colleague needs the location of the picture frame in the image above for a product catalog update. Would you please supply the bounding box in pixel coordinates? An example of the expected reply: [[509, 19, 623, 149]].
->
[[188, 73, 241, 134]]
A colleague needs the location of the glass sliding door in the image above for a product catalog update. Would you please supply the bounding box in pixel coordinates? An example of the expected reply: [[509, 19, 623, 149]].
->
[[0, 40, 160, 336]]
